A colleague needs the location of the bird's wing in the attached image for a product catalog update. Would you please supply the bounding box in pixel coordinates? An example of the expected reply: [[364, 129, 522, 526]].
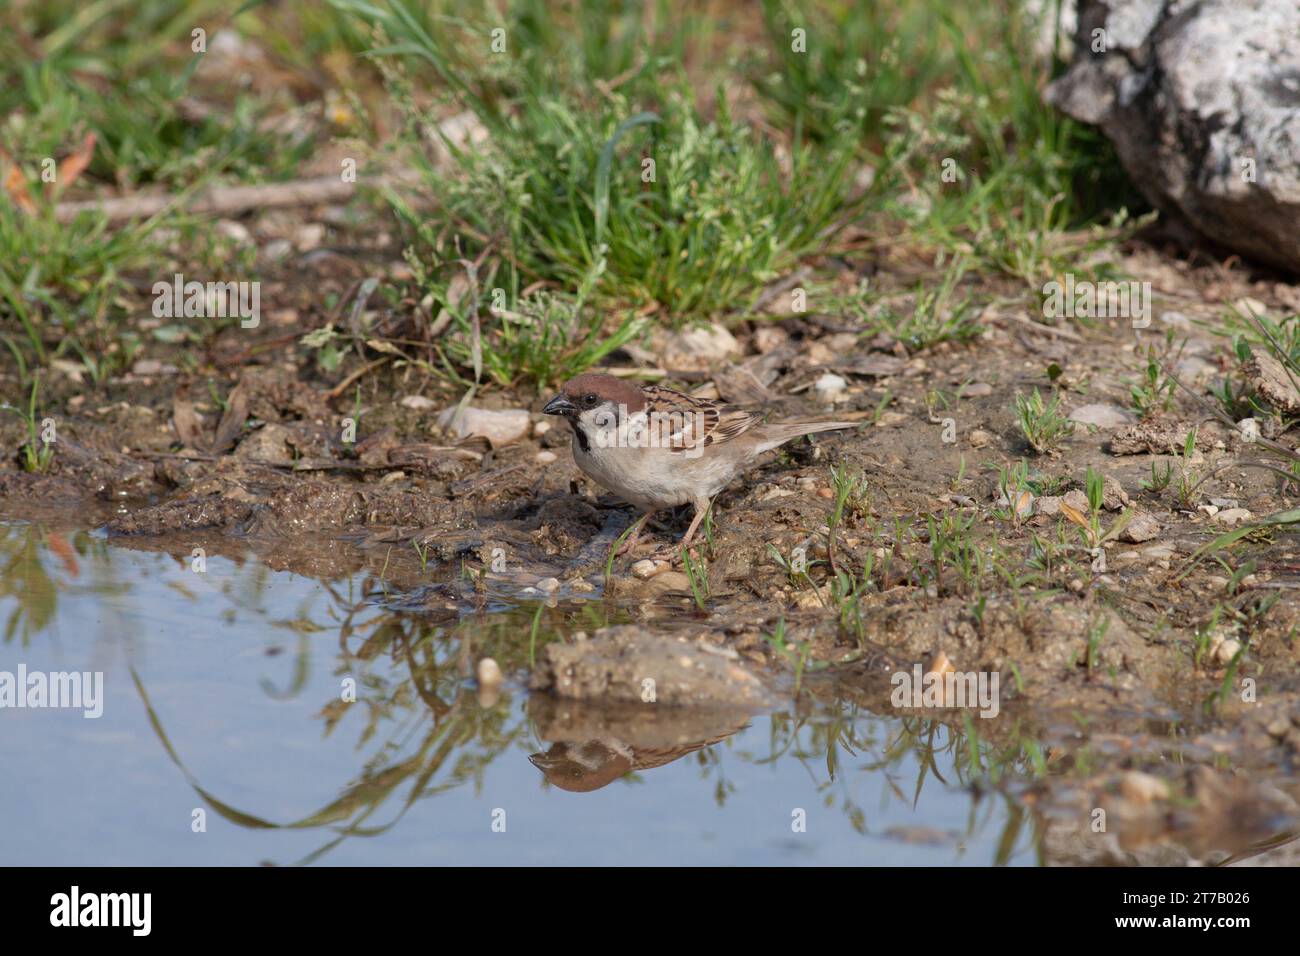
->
[[640, 385, 763, 453]]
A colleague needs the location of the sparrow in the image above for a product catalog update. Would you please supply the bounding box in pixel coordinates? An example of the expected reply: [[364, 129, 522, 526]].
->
[[528, 726, 747, 793], [542, 372, 860, 551]]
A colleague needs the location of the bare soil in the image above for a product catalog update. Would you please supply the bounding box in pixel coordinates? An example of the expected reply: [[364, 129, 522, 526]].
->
[[4, 215, 1300, 863]]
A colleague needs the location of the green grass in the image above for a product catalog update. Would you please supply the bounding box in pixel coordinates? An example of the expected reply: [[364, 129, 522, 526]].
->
[[394, 242, 645, 389], [1129, 340, 1179, 419], [3, 61, 318, 189], [1015, 388, 1074, 454], [865, 2, 1142, 289], [0, 1, 330, 189], [0, 0, 325, 381], [0, 376, 55, 472], [337, 0, 867, 320], [752, 0, 946, 145], [0, 0, 1134, 393], [0, 201, 163, 383], [848, 257, 983, 352], [1172, 304, 1300, 574]]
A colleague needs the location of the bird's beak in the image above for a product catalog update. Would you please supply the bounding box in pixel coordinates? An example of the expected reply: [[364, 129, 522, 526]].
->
[[543, 394, 575, 417]]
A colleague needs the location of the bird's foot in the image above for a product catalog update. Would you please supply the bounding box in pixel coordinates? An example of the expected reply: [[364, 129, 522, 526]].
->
[[642, 541, 704, 565]]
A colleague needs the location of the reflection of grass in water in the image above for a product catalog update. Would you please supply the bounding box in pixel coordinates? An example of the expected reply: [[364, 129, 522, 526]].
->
[[129, 594, 633, 864], [0, 523, 125, 647], [131, 642, 525, 864], [0, 524, 59, 645], [129, 591, 1047, 864], [758, 700, 1047, 863], [6, 527, 1049, 861]]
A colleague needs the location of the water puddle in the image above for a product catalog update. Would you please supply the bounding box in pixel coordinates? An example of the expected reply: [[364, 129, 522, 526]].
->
[[1, 521, 1047, 865]]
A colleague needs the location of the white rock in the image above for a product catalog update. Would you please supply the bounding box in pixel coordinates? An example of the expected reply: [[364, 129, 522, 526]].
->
[[753, 327, 789, 352], [295, 223, 326, 250], [50, 359, 85, 384], [658, 323, 741, 370], [476, 657, 503, 687], [1120, 511, 1161, 543], [437, 406, 530, 447], [536, 451, 558, 464], [814, 372, 849, 404], [216, 219, 253, 244], [1209, 635, 1243, 665], [1214, 508, 1253, 526], [1233, 297, 1268, 318], [1141, 545, 1176, 562], [400, 394, 437, 410], [1045, 1, 1300, 274], [262, 239, 293, 262], [1069, 403, 1136, 428], [1120, 771, 1169, 805], [630, 560, 659, 580]]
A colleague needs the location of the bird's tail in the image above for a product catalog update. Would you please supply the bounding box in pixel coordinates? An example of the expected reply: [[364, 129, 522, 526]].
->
[[754, 419, 860, 454]]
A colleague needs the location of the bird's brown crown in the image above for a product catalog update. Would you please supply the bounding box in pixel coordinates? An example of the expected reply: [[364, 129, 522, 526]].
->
[[560, 373, 647, 412]]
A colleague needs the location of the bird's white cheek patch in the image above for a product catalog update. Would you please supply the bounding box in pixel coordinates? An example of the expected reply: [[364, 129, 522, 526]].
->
[[585, 406, 648, 450], [584, 406, 706, 457]]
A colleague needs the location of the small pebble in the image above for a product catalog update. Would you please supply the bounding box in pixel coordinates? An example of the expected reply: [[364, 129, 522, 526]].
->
[[1119, 771, 1169, 804], [1209, 636, 1242, 665], [1119, 511, 1160, 543], [1069, 403, 1136, 429], [1214, 508, 1253, 526], [476, 657, 503, 688], [814, 372, 849, 404], [295, 222, 326, 250], [216, 219, 252, 244], [630, 560, 659, 580]]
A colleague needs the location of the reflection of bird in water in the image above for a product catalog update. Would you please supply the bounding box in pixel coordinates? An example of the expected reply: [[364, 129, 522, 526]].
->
[[529, 729, 741, 793]]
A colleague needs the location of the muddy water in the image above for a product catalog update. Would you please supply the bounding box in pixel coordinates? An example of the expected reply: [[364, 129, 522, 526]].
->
[[0, 520, 1045, 865]]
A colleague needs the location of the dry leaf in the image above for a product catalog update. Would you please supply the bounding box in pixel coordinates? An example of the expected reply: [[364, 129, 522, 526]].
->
[[46, 532, 80, 579], [1058, 500, 1089, 529], [925, 650, 956, 677], [48, 132, 96, 198], [171, 396, 207, 449], [364, 338, 407, 356], [0, 147, 37, 215], [211, 384, 250, 454]]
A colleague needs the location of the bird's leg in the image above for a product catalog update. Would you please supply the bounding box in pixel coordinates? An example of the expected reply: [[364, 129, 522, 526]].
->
[[678, 499, 713, 550], [616, 511, 654, 555]]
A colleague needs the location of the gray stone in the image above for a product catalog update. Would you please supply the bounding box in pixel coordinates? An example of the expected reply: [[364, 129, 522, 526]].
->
[[1047, 0, 1300, 275], [1069, 403, 1136, 429], [1119, 510, 1160, 542]]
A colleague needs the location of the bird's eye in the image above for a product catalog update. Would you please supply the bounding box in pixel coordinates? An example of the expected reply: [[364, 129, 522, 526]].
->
[[584, 393, 598, 407]]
